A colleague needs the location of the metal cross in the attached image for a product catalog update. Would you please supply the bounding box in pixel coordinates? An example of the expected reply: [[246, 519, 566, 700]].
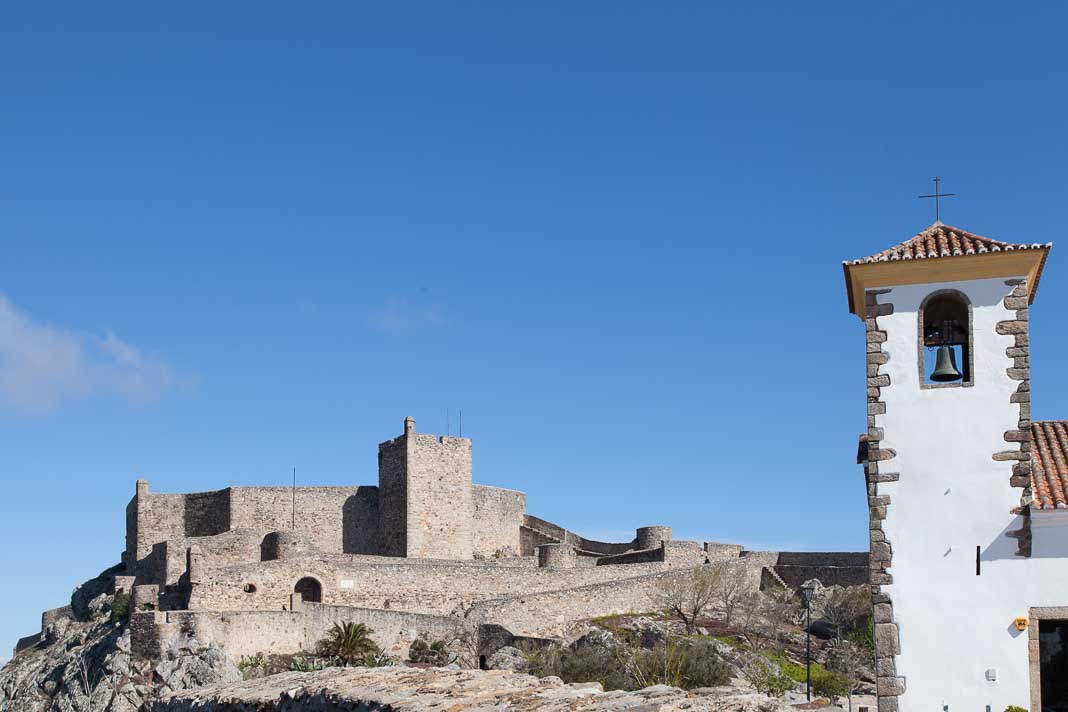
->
[[918, 176, 957, 224]]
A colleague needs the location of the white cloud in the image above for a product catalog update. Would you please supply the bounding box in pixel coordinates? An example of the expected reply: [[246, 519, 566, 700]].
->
[[0, 295, 177, 412], [367, 299, 450, 334]]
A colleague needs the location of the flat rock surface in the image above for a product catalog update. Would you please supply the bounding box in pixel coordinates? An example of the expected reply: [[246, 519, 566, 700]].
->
[[154, 666, 791, 711]]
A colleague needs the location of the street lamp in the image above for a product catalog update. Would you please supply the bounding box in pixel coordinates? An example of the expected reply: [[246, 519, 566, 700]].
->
[[800, 581, 817, 701]]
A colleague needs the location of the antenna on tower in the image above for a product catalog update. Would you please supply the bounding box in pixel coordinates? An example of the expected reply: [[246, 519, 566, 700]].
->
[[459, 409, 463, 437]]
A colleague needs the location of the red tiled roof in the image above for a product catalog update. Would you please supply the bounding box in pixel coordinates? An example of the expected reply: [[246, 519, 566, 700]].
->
[[1032, 421, 1068, 510], [845, 223, 1051, 264]]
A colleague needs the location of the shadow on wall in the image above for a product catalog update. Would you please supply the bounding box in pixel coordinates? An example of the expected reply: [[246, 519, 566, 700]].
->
[[981, 514, 1031, 561], [343, 488, 379, 555]]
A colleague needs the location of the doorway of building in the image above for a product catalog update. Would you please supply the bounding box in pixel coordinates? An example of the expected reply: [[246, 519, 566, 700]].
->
[[1041, 619, 1068, 710], [294, 576, 322, 603]]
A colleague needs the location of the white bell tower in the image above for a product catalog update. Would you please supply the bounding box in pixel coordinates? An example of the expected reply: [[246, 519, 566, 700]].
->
[[844, 224, 1054, 710]]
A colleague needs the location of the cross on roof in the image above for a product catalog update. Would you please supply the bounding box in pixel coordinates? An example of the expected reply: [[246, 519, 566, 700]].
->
[[918, 176, 957, 225]]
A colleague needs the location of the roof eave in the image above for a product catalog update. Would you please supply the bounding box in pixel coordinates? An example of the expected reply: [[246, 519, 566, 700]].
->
[[844, 246, 1052, 320]]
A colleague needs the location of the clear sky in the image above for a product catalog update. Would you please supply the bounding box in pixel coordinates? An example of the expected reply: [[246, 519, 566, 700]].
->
[[2, 2, 1066, 657]]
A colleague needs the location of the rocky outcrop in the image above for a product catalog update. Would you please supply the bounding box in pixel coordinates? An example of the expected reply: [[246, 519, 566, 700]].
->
[[153, 666, 790, 711], [1, 570, 240, 712]]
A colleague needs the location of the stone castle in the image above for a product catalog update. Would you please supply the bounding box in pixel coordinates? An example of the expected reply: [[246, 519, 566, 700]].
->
[[20, 416, 867, 667]]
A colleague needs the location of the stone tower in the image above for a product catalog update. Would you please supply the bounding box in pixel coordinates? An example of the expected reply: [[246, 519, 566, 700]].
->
[[377, 416, 474, 559], [844, 224, 1051, 711]]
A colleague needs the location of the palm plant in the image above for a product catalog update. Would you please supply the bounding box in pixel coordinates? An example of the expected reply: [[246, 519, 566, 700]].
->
[[409, 638, 449, 665], [318, 623, 380, 666]]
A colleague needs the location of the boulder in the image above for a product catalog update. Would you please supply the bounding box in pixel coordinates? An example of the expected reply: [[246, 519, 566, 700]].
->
[[486, 646, 525, 671]]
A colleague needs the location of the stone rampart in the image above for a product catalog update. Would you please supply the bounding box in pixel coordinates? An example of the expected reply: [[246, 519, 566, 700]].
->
[[521, 515, 634, 556], [134, 603, 460, 661], [465, 567, 699, 637], [471, 485, 525, 558], [188, 556, 690, 615]]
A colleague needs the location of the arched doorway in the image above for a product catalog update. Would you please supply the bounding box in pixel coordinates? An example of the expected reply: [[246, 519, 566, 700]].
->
[[294, 576, 322, 603]]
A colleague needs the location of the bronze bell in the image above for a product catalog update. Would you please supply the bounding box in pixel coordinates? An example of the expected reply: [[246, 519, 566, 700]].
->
[[931, 345, 962, 382]]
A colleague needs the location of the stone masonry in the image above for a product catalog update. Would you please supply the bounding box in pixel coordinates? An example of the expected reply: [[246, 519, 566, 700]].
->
[[862, 288, 905, 710], [996, 278, 1034, 557]]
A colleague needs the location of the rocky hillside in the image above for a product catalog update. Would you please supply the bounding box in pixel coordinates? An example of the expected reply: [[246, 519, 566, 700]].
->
[[153, 666, 792, 711], [0, 568, 239, 712]]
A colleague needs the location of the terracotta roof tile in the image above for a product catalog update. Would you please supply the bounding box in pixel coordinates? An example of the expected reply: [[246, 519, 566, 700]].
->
[[1031, 421, 1068, 510], [844, 223, 1051, 265]]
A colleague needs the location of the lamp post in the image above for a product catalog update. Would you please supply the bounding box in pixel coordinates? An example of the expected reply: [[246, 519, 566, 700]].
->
[[800, 582, 817, 701]]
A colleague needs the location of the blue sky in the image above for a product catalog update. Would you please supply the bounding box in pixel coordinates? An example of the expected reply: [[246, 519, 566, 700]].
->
[[2, 2, 1067, 656]]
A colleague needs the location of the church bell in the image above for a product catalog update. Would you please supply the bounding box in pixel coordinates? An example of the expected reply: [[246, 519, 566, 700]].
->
[[930, 345, 963, 382]]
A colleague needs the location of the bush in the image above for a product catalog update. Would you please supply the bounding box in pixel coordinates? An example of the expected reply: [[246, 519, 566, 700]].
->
[[290, 655, 340, 672], [409, 638, 449, 665], [317, 623, 380, 666], [848, 615, 875, 655], [811, 669, 852, 702], [1005, 707, 1027, 712], [743, 658, 796, 698], [522, 639, 730, 692], [237, 653, 269, 673], [760, 650, 820, 684], [109, 592, 131, 623]]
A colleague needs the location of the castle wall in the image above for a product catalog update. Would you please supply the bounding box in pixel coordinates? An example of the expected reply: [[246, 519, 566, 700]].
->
[[127, 485, 382, 584], [465, 568, 705, 638], [132, 604, 459, 661], [228, 486, 379, 555], [471, 485, 525, 558], [188, 556, 692, 614]]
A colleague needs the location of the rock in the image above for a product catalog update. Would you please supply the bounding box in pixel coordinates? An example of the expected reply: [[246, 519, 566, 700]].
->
[[154, 666, 798, 711], [572, 629, 616, 650], [1, 568, 242, 712], [486, 646, 525, 670]]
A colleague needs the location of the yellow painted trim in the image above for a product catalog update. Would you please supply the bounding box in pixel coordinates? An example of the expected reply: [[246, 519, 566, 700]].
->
[[845, 249, 1050, 319]]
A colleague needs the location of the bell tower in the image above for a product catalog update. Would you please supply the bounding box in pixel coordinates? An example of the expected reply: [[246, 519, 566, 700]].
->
[[844, 224, 1051, 711]]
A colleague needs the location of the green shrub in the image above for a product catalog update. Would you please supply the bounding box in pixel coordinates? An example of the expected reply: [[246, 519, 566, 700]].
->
[[289, 655, 340, 672], [109, 592, 131, 623], [362, 651, 395, 667], [848, 615, 875, 655], [1005, 706, 1027, 712], [237, 653, 269, 672], [559, 645, 634, 691], [409, 638, 450, 665], [523, 639, 729, 692], [743, 658, 796, 698], [317, 623, 380, 666], [760, 650, 823, 684], [811, 669, 852, 702]]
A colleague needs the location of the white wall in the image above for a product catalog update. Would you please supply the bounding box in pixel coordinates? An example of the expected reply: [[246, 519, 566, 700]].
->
[[874, 276, 1068, 710]]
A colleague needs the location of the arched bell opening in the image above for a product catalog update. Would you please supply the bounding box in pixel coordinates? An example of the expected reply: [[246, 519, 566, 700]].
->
[[294, 576, 322, 603], [919, 290, 973, 387]]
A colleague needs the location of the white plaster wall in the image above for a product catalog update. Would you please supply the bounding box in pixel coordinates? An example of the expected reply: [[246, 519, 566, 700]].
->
[[874, 276, 1068, 710]]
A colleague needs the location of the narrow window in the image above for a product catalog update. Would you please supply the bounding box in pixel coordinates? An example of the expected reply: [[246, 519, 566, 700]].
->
[[976, 546, 981, 576], [920, 291, 972, 386]]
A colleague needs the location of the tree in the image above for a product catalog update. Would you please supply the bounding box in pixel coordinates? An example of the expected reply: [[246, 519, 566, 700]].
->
[[713, 561, 750, 627], [760, 587, 801, 649], [812, 669, 852, 704], [826, 641, 874, 712], [742, 658, 795, 698], [821, 586, 870, 643], [318, 622, 380, 666], [653, 566, 720, 635]]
